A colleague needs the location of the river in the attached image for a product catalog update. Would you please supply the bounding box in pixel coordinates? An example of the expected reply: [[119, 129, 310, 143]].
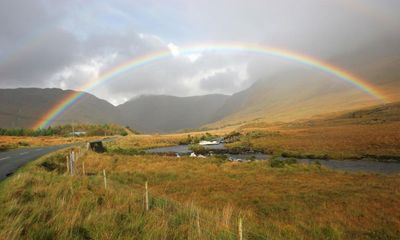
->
[[145, 144, 400, 174]]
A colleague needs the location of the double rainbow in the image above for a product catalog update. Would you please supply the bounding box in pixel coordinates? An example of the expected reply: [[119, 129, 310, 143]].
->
[[33, 43, 389, 129]]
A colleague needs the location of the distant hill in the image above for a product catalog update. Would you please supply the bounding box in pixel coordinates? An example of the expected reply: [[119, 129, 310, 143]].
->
[[208, 43, 400, 128], [208, 71, 381, 128], [276, 101, 400, 129], [0, 89, 230, 133], [0, 88, 120, 128], [118, 94, 229, 133], [1, 42, 399, 133]]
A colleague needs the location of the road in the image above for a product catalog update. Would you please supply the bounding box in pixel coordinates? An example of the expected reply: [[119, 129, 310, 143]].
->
[[0, 144, 72, 181]]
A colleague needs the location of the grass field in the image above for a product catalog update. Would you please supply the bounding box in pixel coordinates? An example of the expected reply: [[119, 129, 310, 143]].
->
[[225, 102, 400, 160], [1, 103, 400, 239], [0, 146, 399, 239], [226, 122, 400, 160], [0, 136, 104, 152], [110, 130, 232, 150]]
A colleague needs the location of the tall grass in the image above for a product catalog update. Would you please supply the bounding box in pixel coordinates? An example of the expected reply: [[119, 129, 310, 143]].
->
[[1, 148, 399, 239], [228, 122, 400, 160]]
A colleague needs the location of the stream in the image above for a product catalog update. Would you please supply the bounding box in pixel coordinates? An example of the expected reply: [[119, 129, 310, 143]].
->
[[145, 144, 400, 174]]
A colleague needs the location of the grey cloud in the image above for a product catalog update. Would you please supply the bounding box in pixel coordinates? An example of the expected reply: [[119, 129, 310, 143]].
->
[[0, 28, 80, 86], [0, 0, 78, 87], [101, 50, 250, 100], [199, 69, 241, 92], [0, 0, 398, 103]]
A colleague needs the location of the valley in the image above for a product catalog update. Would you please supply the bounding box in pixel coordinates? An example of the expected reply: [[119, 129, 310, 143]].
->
[[1, 1, 399, 239], [0, 100, 400, 239], [1, 129, 399, 239]]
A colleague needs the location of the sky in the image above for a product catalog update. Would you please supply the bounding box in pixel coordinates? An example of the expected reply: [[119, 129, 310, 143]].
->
[[0, 0, 399, 105]]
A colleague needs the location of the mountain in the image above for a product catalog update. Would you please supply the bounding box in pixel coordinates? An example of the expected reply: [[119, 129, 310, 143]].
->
[[1, 42, 399, 133], [208, 42, 400, 128], [118, 94, 229, 133], [0, 88, 120, 128], [0, 89, 230, 133]]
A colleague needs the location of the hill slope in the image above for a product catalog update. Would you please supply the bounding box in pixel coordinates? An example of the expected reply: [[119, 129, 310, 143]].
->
[[0, 88, 120, 128], [209, 44, 400, 128], [118, 94, 230, 133]]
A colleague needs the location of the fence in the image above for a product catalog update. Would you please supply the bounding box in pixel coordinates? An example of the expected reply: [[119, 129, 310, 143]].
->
[[63, 148, 268, 239]]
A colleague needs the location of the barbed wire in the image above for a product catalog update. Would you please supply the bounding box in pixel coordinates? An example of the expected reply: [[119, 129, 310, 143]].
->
[[67, 149, 270, 239]]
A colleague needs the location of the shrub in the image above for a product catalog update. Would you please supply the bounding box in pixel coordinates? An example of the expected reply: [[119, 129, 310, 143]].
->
[[188, 144, 206, 154], [286, 158, 298, 165], [214, 154, 228, 160], [106, 147, 144, 155], [18, 141, 30, 147], [313, 161, 322, 167], [270, 158, 285, 168]]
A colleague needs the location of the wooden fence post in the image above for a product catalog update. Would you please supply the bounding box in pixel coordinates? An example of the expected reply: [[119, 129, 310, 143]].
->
[[196, 210, 201, 238], [69, 151, 75, 176], [238, 217, 243, 240], [103, 169, 107, 189], [66, 156, 70, 175], [145, 181, 149, 211]]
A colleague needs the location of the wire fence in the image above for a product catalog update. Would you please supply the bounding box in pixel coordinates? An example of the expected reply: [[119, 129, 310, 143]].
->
[[64, 148, 270, 239]]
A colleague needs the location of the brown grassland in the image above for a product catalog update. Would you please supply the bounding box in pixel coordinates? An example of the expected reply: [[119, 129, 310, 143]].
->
[[0, 102, 400, 239], [226, 102, 400, 160], [114, 129, 234, 150], [0, 136, 104, 152], [229, 122, 400, 160], [0, 143, 399, 239]]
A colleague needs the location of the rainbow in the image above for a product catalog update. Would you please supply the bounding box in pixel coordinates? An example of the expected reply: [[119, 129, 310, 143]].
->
[[33, 42, 389, 129]]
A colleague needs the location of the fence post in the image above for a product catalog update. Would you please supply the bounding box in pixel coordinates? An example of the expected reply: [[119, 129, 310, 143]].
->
[[66, 156, 70, 175], [145, 181, 149, 211], [70, 151, 75, 176], [238, 217, 243, 240], [82, 162, 85, 176], [196, 210, 201, 238], [103, 169, 107, 189]]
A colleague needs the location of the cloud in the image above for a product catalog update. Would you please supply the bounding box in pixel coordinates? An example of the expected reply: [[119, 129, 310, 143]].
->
[[198, 66, 248, 92], [0, 0, 398, 104]]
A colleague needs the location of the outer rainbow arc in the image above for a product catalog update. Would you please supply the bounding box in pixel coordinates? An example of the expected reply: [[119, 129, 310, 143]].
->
[[33, 43, 389, 129]]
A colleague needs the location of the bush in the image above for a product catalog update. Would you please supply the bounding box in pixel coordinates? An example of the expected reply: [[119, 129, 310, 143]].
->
[[0, 144, 16, 152], [188, 144, 206, 154], [313, 161, 322, 167], [106, 147, 144, 155], [214, 154, 228, 160], [286, 158, 298, 165], [0, 124, 130, 137], [18, 141, 30, 147], [249, 155, 257, 161], [270, 158, 285, 168]]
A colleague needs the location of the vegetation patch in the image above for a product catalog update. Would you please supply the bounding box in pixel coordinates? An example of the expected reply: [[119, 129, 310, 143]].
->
[[0, 124, 128, 137], [106, 146, 145, 155], [1, 129, 400, 239]]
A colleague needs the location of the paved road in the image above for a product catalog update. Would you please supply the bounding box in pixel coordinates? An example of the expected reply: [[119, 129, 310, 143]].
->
[[0, 144, 73, 181]]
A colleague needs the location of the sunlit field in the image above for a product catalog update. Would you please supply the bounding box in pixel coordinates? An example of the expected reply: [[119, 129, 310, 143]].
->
[[1, 0, 400, 239], [0, 147, 399, 239], [227, 122, 400, 160], [225, 102, 400, 160], [0, 136, 101, 152]]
